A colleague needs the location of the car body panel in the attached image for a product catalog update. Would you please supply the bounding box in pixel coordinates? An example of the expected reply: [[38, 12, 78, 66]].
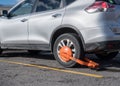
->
[[28, 8, 65, 45], [0, 0, 120, 52], [62, 0, 120, 44], [0, 15, 29, 45]]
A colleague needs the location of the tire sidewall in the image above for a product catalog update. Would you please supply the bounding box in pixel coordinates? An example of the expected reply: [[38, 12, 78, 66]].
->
[[53, 33, 84, 67]]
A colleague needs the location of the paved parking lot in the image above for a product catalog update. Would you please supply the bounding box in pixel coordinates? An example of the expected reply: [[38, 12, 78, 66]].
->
[[0, 50, 120, 86]]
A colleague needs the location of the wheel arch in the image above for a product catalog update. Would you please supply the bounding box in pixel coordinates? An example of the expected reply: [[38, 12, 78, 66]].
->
[[50, 25, 85, 52]]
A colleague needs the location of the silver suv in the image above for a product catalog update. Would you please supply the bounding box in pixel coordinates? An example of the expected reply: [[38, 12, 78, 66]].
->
[[0, 0, 120, 67]]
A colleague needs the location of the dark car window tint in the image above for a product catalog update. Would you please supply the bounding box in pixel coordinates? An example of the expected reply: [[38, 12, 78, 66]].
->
[[106, 0, 114, 3], [113, 0, 120, 4], [66, 0, 75, 5], [105, 0, 116, 4], [36, 0, 61, 12], [9, 0, 35, 17], [96, 0, 118, 4]]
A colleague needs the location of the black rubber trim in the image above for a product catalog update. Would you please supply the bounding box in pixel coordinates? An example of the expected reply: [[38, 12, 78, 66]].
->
[[85, 41, 120, 52]]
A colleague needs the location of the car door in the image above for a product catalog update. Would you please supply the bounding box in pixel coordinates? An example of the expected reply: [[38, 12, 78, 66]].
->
[[28, 0, 65, 50], [0, 0, 35, 49]]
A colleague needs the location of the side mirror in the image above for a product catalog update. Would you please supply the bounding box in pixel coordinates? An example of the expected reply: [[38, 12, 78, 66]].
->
[[1, 10, 8, 17]]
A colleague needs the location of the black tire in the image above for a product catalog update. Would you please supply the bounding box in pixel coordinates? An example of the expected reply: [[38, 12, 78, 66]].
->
[[28, 50, 40, 55], [53, 33, 84, 68], [95, 51, 118, 60]]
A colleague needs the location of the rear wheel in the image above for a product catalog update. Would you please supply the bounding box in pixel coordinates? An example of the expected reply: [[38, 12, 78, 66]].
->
[[95, 51, 118, 60], [53, 33, 84, 68]]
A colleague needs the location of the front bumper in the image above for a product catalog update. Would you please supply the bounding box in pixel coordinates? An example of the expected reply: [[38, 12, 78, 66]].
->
[[85, 41, 120, 52]]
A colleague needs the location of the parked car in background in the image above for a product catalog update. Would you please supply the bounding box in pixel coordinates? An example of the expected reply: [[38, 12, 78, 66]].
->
[[0, 0, 120, 67]]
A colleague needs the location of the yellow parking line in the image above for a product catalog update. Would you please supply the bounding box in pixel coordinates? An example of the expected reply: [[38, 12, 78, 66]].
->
[[0, 60, 103, 78]]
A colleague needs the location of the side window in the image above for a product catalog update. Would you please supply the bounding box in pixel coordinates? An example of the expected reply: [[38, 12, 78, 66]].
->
[[9, 0, 35, 17], [112, 0, 120, 4], [97, 0, 116, 4], [66, 0, 75, 5], [36, 0, 61, 12], [108, 0, 115, 3]]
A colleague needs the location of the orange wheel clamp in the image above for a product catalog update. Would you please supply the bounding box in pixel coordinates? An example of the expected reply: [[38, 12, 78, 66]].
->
[[59, 46, 99, 69]]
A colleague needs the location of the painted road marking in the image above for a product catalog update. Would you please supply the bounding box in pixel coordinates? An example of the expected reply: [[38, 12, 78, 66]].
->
[[0, 60, 103, 78]]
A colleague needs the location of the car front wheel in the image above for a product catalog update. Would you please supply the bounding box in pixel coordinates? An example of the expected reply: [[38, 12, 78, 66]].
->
[[53, 33, 84, 68]]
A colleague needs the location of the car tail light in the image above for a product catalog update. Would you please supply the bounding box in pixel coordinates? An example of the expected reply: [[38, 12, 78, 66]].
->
[[85, 1, 115, 13]]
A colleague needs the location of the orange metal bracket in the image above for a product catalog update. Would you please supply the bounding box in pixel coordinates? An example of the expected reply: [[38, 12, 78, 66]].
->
[[59, 46, 99, 69]]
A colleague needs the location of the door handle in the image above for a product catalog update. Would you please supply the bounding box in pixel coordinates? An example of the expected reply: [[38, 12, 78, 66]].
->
[[21, 18, 28, 22], [52, 14, 62, 18]]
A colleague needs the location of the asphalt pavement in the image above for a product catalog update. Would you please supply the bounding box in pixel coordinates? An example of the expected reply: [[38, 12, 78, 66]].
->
[[0, 50, 120, 86]]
